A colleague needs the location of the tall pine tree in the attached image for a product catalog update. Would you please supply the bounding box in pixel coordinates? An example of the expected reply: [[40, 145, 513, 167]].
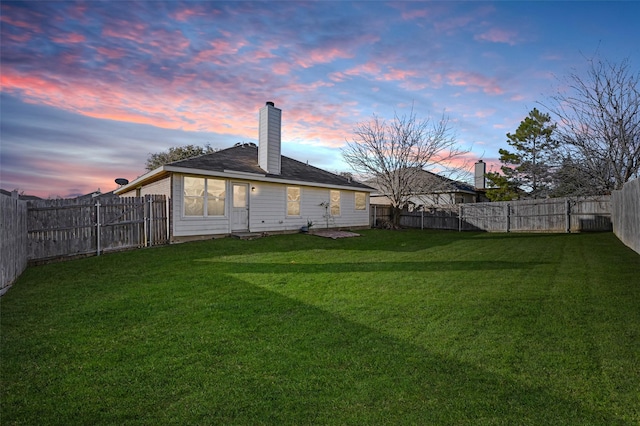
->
[[487, 108, 557, 200]]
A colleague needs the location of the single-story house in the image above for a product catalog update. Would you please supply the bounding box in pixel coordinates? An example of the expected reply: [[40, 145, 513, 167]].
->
[[368, 161, 489, 209], [115, 102, 375, 241]]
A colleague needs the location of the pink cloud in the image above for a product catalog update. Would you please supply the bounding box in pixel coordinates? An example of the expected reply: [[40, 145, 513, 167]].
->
[[193, 38, 247, 64], [382, 67, 418, 81], [465, 108, 496, 119], [434, 15, 476, 33], [96, 46, 127, 59], [2, 30, 32, 43], [51, 32, 85, 43], [296, 46, 353, 68], [272, 61, 293, 75], [172, 6, 219, 22], [446, 71, 504, 95], [401, 9, 430, 20], [329, 62, 382, 82], [102, 21, 149, 43], [0, 12, 41, 31], [474, 28, 518, 45], [147, 29, 191, 56]]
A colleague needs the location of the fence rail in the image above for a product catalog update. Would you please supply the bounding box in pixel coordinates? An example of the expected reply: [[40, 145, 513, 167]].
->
[[27, 195, 169, 262], [371, 196, 612, 233]]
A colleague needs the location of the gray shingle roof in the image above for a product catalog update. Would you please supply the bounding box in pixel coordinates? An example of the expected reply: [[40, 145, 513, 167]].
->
[[365, 168, 476, 195], [168, 144, 373, 190]]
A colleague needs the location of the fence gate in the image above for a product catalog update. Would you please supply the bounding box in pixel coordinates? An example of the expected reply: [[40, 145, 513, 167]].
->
[[27, 195, 168, 262]]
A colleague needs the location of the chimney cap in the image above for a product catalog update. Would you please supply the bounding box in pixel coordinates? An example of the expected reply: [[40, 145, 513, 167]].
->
[[266, 101, 275, 107]]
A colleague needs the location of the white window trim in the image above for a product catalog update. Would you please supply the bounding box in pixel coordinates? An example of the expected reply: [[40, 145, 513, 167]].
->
[[330, 190, 341, 217], [355, 192, 367, 211], [286, 186, 301, 217], [183, 176, 227, 218]]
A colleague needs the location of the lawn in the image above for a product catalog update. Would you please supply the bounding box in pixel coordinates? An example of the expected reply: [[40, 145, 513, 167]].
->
[[2, 230, 639, 425]]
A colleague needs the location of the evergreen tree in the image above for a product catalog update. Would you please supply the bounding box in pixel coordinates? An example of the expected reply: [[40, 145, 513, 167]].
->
[[486, 108, 557, 200]]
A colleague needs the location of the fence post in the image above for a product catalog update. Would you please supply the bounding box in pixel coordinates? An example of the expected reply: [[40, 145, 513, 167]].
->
[[96, 201, 101, 256], [166, 196, 170, 242], [506, 203, 511, 232], [148, 196, 154, 246], [458, 205, 462, 232], [143, 196, 149, 247], [421, 209, 424, 230], [566, 198, 571, 233]]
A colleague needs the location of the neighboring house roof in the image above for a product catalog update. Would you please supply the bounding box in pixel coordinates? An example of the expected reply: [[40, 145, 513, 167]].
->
[[366, 168, 477, 197], [116, 143, 374, 194], [74, 190, 117, 200], [0, 188, 42, 200]]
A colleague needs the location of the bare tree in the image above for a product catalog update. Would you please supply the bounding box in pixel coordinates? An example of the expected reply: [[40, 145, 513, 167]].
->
[[342, 108, 469, 226], [546, 56, 640, 194]]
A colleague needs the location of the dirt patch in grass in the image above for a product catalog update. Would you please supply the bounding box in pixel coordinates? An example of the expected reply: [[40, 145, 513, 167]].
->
[[312, 230, 361, 239]]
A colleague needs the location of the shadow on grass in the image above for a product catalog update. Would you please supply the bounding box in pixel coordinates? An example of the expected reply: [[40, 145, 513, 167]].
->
[[193, 260, 547, 274], [155, 229, 486, 257], [1, 273, 629, 425]]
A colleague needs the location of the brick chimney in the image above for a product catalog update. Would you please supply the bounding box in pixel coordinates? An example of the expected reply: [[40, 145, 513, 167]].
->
[[474, 160, 486, 189], [258, 101, 282, 175]]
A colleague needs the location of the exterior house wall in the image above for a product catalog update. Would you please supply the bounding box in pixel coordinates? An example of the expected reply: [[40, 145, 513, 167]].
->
[[141, 177, 171, 197], [119, 189, 137, 197], [172, 174, 230, 237], [171, 174, 369, 238], [118, 176, 171, 198]]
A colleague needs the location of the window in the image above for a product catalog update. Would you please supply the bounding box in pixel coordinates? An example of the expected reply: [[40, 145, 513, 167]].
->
[[207, 179, 226, 215], [184, 176, 226, 216], [287, 187, 300, 216], [233, 184, 247, 208], [330, 190, 340, 216], [355, 192, 366, 210]]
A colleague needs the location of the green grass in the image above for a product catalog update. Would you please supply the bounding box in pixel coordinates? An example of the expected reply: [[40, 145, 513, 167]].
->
[[2, 230, 639, 425]]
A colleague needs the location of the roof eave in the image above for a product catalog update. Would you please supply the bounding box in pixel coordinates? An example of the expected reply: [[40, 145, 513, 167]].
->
[[114, 166, 168, 195], [165, 166, 376, 192]]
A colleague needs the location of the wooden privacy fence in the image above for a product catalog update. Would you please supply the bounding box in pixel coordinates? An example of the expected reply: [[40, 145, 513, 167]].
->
[[612, 178, 640, 254], [1, 194, 28, 295], [27, 195, 169, 262], [371, 196, 612, 233]]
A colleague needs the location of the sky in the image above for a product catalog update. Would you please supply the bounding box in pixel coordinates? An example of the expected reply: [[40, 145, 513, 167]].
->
[[1, 1, 638, 199]]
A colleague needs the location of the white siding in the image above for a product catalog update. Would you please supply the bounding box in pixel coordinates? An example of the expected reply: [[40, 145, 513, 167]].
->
[[249, 183, 288, 232], [118, 189, 138, 197], [172, 175, 370, 237], [172, 174, 231, 237], [251, 185, 370, 232], [141, 177, 171, 197], [117, 177, 171, 198]]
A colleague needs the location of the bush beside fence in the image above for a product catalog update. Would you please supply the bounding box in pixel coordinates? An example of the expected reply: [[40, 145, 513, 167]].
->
[[371, 196, 612, 233], [612, 179, 640, 255], [1, 194, 27, 295]]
